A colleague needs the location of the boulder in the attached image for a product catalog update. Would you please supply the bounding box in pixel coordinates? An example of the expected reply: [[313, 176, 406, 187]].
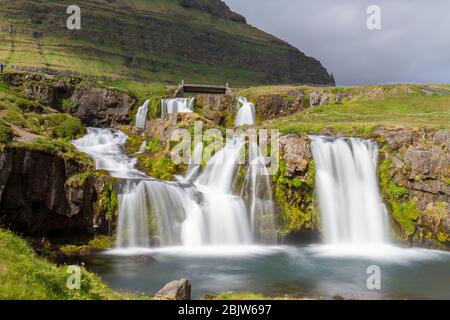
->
[[155, 279, 191, 300]]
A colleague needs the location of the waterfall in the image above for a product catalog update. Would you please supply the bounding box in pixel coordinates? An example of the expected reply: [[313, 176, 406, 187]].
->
[[138, 140, 147, 153], [310, 136, 389, 245], [73, 128, 276, 248], [235, 97, 256, 126], [135, 100, 150, 129], [161, 98, 194, 116]]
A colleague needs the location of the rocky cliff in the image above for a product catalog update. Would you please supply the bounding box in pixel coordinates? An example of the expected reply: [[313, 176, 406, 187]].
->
[[3, 72, 136, 127], [0, 146, 114, 239]]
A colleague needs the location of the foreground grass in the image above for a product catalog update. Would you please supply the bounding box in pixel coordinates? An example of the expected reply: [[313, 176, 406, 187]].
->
[[0, 228, 145, 300], [256, 85, 450, 135]]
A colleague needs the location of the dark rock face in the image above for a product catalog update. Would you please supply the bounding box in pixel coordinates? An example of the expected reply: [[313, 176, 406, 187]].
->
[[155, 279, 191, 300], [71, 87, 134, 127], [0, 147, 107, 238], [3, 72, 135, 127]]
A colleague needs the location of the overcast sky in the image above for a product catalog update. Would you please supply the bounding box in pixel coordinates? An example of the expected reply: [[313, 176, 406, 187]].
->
[[224, 0, 450, 85]]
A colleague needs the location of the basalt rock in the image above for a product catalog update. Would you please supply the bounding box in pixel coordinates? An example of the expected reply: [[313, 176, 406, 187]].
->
[[373, 128, 450, 249], [0, 146, 110, 239], [71, 87, 134, 127]]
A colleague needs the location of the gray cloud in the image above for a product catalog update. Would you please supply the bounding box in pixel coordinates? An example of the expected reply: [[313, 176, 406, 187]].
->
[[224, 0, 450, 85]]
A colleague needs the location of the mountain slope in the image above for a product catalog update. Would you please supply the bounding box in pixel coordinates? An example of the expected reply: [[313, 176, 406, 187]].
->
[[0, 0, 334, 85]]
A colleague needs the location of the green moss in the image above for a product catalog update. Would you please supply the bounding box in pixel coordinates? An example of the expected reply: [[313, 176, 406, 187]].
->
[[388, 182, 409, 200], [59, 245, 84, 257], [51, 117, 85, 140], [437, 232, 449, 243], [66, 172, 91, 189], [273, 160, 317, 234], [18, 138, 93, 168], [379, 156, 419, 240], [0, 119, 13, 144], [391, 198, 419, 238], [61, 99, 78, 113], [0, 228, 144, 299], [143, 155, 177, 181], [145, 136, 161, 153], [98, 182, 118, 220], [88, 236, 114, 250]]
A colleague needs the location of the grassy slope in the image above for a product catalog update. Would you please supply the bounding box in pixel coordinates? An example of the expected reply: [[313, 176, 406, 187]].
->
[[249, 85, 450, 135], [0, 228, 145, 299], [0, 0, 332, 85]]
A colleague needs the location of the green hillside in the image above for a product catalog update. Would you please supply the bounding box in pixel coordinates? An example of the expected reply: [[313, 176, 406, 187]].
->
[[0, 0, 334, 85]]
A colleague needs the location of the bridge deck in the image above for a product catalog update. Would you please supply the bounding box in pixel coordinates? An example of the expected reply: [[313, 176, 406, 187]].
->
[[175, 81, 230, 96]]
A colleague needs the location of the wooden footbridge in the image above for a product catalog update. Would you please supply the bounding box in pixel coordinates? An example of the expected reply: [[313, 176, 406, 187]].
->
[[174, 80, 231, 97]]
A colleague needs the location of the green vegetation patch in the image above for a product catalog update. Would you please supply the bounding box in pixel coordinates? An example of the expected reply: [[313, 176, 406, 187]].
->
[[273, 160, 318, 234], [0, 228, 143, 300]]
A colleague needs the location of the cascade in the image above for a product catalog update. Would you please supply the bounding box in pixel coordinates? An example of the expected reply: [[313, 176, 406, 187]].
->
[[135, 100, 150, 129], [310, 136, 389, 245], [73, 114, 276, 248], [235, 97, 256, 126], [161, 97, 194, 116]]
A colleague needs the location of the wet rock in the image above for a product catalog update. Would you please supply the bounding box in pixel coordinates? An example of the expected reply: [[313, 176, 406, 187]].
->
[[155, 279, 191, 300]]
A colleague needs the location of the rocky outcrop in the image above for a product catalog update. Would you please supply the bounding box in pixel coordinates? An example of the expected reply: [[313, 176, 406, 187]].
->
[[71, 87, 134, 127], [194, 94, 235, 126], [274, 134, 319, 243], [2, 72, 136, 127], [373, 128, 449, 249], [155, 279, 191, 300], [0, 146, 111, 239]]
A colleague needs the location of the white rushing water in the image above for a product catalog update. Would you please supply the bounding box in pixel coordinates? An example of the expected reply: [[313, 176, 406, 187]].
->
[[235, 97, 256, 126], [135, 100, 150, 129], [310, 136, 389, 245], [161, 98, 194, 116], [73, 127, 276, 248]]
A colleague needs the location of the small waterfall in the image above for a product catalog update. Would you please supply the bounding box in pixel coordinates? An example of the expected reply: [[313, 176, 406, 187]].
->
[[310, 136, 389, 245], [73, 128, 276, 248], [138, 140, 147, 153], [235, 97, 256, 126], [135, 100, 150, 129], [161, 98, 194, 116]]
